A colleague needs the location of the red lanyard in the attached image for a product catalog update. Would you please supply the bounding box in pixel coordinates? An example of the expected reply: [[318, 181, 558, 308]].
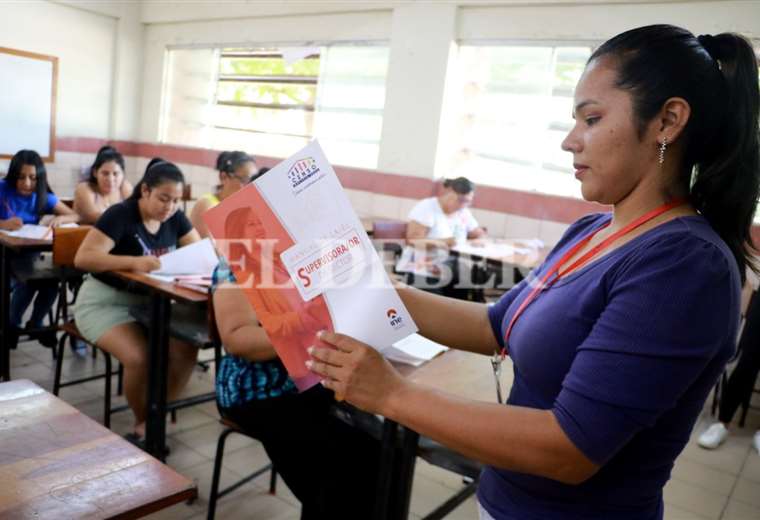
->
[[500, 199, 686, 357]]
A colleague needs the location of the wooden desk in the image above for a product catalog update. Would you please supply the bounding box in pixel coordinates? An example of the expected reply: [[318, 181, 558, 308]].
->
[[0, 234, 53, 381], [0, 379, 196, 518], [369, 349, 494, 520], [109, 271, 207, 460]]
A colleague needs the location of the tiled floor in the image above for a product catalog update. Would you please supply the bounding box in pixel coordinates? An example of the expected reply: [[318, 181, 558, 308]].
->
[[8, 337, 760, 520]]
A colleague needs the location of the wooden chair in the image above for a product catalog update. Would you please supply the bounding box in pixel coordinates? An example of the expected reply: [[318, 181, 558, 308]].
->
[[206, 288, 277, 520], [182, 183, 193, 212], [51, 226, 127, 428]]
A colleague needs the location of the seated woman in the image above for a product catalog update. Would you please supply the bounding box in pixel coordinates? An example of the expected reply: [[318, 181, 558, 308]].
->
[[190, 151, 256, 238], [212, 256, 380, 519], [0, 149, 78, 348], [401, 177, 487, 296], [73, 145, 133, 224], [73, 159, 201, 443]]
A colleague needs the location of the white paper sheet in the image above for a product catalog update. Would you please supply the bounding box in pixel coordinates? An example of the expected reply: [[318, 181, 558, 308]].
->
[[0, 224, 52, 240], [151, 238, 218, 276], [383, 333, 448, 366]]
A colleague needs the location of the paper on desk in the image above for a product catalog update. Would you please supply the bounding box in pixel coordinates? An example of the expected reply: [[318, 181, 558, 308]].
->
[[383, 333, 448, 366], [151, 238, 218, 276], [0, 224, 51, 240]]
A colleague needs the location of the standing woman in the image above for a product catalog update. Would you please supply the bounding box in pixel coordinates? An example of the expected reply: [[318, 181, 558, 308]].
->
[[308, 25, 760, 519], [0, 149, 78, 347], [73, 145, 133, 224], [190, 151, 257, 238], [74, 160, 201, 442]]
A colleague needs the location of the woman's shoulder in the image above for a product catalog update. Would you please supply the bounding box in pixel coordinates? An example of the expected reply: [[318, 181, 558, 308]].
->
[[74, 181, 96, 197]]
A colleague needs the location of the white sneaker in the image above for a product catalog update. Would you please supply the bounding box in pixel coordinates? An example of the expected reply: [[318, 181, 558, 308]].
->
[[697, 422, 730, 449], [753, 431, 760, 455]]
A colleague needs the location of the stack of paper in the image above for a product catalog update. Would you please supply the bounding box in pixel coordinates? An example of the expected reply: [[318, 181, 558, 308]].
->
[[150, 238, 218, 278], [383, 333, 448, 366]]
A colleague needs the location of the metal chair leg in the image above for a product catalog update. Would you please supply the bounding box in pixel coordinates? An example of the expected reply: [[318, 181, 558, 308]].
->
[[52, 332, 68, 395], [269, 464, 278, 494], [104, 351, 112, 429], [207, 428, 235, 520]]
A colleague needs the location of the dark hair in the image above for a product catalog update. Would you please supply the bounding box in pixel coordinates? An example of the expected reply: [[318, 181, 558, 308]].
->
[[443, 177, 475, 195], [88, 145, 125, 187], [129, 159, 184, 200], [590, 24, 760, 282], [5, 149, 51, 216], [216, 151, 255, 175], [252, 166, 270, 182]]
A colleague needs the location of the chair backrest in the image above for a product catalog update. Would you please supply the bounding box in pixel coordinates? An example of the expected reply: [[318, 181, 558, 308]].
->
[[52, 226, 92, 268], [182, 183, 193, 201], [372, 220, 408, 240]]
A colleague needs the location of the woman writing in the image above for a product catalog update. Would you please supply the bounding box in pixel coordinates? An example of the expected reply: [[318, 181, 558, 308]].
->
[[1, 149, 78, 348], [308, 25, 759, 519], [74, 160, 201, 443], [73, 145, 133, 224]]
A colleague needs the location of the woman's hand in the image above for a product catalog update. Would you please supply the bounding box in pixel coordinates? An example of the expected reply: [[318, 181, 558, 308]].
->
[[306, 331, 409, 415], [132, 256, 161, 272], [40, 215, 71, 228], [1, 217, 23, 231]]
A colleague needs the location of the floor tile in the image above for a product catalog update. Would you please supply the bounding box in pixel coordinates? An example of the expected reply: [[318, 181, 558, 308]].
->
[[671, 456, 737, 495], [664, 477, 728, 520], [729, 477, 760, 509], [721, 498, 760, 520]]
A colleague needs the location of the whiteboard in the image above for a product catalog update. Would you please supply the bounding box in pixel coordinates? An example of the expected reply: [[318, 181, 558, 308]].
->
[[0, 47, 57, 161]]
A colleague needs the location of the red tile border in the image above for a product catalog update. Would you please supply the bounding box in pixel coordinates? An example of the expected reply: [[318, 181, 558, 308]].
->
[[54, 137, 755, 237]]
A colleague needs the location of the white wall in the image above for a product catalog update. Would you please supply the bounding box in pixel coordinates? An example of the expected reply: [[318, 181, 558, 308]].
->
[[139, 0, 760, 182]]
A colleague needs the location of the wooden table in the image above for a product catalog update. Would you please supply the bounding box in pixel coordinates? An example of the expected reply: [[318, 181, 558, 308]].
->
[[0, 234, 52, 381], [367, 349, 495, 520], [108, 271, 208, 460], [0, 379, 196, 518]]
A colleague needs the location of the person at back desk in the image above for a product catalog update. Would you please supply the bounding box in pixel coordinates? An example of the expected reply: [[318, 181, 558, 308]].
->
[[73, 145, 133, 224], [1, 149, 78, 348], [403, 177, 486, 296], [189, 151, 256, 238], [73, 159, 201, 446]]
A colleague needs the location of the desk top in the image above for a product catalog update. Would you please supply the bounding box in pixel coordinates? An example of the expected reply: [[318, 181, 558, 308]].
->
[[397, 349, 495, 403], [112, 270, 208, 304], [0, 379, 197, 519], [452, 239, 548, 270], [0, 233, 52, 252]]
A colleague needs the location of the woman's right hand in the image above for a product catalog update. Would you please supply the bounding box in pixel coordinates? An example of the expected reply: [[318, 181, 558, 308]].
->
[[132, 255, 161, 272], [1, 217, 23, 231]]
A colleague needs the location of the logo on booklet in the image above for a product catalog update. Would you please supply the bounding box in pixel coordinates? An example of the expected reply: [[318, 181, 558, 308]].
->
[[387, 308, 405, 330], [287, 157, 319, 189]]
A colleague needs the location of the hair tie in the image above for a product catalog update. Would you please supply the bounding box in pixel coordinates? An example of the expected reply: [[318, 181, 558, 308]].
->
[[697, 34, 722, 70]]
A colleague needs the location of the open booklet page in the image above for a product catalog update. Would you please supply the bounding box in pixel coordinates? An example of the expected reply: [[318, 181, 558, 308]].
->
[[203, 140, 418, 391]]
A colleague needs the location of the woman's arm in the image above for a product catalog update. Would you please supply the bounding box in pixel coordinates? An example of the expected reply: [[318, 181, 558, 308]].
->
[[406, 220, 456, 248], [213, 281, 278, 361], [467, 227, 487, 239], [189, 198, 212, 239], [74, 227, 159, 273], [73, 183, 102, 224], [42, 200, 80, 226], [0, 217, 23, 231], [309, 333, 599, 485], [395, 282, 499, 355], [178, 228, 201, 247]]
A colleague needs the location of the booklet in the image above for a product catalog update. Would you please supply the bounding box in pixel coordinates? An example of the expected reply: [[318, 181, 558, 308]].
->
[[384, 333, 448, 367], [203, 140, 418, 391], [0, 222, 77, 241]]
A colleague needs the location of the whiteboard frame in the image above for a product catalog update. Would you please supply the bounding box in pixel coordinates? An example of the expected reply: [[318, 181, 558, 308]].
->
[[0, 46, 58, 162]]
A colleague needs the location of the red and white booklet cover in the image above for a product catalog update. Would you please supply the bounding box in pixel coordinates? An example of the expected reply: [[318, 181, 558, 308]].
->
[[203, 140, 417, 391]]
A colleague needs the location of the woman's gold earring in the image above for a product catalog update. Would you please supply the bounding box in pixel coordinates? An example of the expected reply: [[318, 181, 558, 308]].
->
[[658, 138, 668, 165]]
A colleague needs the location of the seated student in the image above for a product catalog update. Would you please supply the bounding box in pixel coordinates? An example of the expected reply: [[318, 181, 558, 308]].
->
[[0, 149, 78, 348], [698, 285, 760, 454], [401, 177, 486, 296], [73, 160, 201, 443], [73, 145, 133, 224], [189, 151, 256, 238], [406, 176, 486, 247], [212, 256, 380, 519]]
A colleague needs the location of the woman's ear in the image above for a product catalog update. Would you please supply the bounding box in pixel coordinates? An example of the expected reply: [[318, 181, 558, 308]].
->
[[141, 182, 150, 199], [656, 97, 691, 144]]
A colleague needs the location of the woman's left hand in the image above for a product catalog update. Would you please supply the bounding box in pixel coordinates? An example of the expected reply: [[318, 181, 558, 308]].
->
[[307, 331, 408, 415], [40, 215, 68, 227]]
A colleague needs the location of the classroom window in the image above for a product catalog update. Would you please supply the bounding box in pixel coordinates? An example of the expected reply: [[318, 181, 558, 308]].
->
[[441, 44, 594, 198], [160, 45, 389, 169]]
